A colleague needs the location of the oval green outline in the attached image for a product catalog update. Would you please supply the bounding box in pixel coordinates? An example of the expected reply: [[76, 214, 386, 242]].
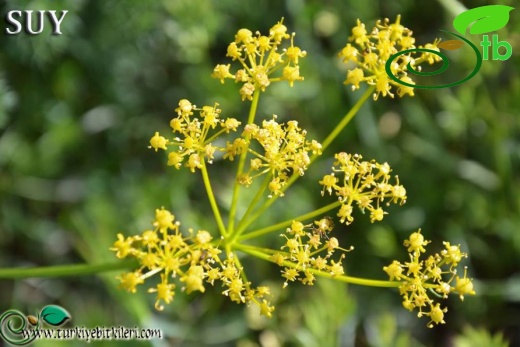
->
[[385, 30, 482, 89], [406, 49, 449, 76]]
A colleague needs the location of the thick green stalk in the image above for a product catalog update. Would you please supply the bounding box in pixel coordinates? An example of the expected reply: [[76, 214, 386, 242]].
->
[[320, 85, 375, 153], [201, 159, 228, 237], [232, 174, 271, 241], [0, 260, 137, 279], [238, 201, 341, 241], [228, 90, 261, 234]]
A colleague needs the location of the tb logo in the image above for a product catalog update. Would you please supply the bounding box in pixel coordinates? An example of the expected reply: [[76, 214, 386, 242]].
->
[[386, 5, 515, 89], [480, 35, 512, 61]]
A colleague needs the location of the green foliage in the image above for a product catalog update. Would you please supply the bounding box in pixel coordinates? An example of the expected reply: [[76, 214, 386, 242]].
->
[[454, 326, 510, 347]]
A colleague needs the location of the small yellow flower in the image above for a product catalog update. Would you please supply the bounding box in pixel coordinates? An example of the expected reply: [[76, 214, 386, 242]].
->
[[223, 118, 241, 132], [337, 204, 353, 224], [319, 173, 337, 195], [289, 221, 305, 236], [427, 304, 447, 327], [175, 99, 194, 116], [282, 66, 303, 87], [110, 233, 134, 258], [282, 268, 299, 286], [344, 68, 364, 90], [339, 44, 358, 62], [118, 271, 144, 293], [350, 19, 369, 46], [383, 260, 403, 280], [240, 82, 255, 101], [206, 268, 221, 285], [312, 256, 327, 270], [405, 260, 423, 277], [181, 265, 206, 294], [270, 253, 286, 266], [187, 153, 203, 172], [195, 230, 212, 244], [235, 28, 253, 44], [325, 237, 339, 253], [141, 252, 159, 269], [149, 132, 168, 151], [259, 300, 275, 317], [454, 274, 476, 301], [141, 230, 159, 247], [329, 259, 344, 277], [270, 21, 290, 42], [403, 229, 429, 254], [370, 207, 387, 222], [268, 177, 284, 197], [149, 274, 175, 311], [212, 64, 234, 83], [442, 242, 466, 266], [301, 270, 315, 285], [397, 76, 415, 97], [154, 207, 175, 231], [285, 45, 307, 64]]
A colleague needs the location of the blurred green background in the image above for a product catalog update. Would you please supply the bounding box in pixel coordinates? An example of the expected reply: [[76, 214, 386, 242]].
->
[[1, 0, 519, 346]]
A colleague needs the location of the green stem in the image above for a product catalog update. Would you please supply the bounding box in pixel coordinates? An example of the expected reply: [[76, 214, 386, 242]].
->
[[238, 201, 341, 241], [228, 89, 261, 234], [236, 244, 399, 288], [0, 260, 137, 279], [201, 159, 228, 237], [236, 87, 374, 235], [320, 86, 375, 153], [232, 174, 271, 240]]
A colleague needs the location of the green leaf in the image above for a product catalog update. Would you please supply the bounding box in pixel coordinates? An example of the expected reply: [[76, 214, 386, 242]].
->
[[40, 305, 71, 326], [453, 5, 514, 35]]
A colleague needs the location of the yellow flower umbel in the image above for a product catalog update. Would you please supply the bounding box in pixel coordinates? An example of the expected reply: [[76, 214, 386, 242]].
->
[[212, 19, 306, 100], [235, 116, 322, 197], [272, 219, 353, 288], [338, 15, 442, 100], [111, 208, 275, 315], [149, 100, 241, 172], [383, 229, 476, 327], [319, 153, 407, 225]]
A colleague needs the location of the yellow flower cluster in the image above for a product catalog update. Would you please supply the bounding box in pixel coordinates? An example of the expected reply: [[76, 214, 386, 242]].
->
[[383, 229, 476, 328], [271, 219, 353, 287], [111, 208, 274, 316], [233, 116, 322, 196], [338, 15, 441, 100], [212, 19, 306, 100], [111, 18, 476, 327], [149, 100, 241, 172], [319, 153, 407, 225]]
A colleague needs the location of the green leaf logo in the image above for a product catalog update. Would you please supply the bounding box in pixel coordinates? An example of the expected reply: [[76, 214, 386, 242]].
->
[[40, 305, 70, 326], [453, 5, 514, 35]]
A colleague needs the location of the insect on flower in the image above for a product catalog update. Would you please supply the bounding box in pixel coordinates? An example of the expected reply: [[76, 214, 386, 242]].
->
[[312, 216, 335, 240]]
